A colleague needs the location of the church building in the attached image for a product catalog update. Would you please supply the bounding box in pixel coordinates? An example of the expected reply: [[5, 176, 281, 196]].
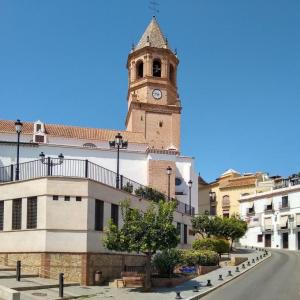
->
[[0, 17, 198, 285]]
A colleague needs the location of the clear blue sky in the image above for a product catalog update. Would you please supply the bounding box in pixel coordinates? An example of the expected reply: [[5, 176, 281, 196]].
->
[[0, 0, 299, 182]]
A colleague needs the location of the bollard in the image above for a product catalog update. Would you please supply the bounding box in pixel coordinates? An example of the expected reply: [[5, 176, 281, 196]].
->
[[193, 285, 199, 292], [227, 270, 232, 277], [218, 274, 223, 281], [263, 253, 266, 257], [16, 260, 21, 282], [247, 261, 251, 266], [207, 279, 212, 286], [175, 292, 182, 299], [242, 264, 245, 269], [252, 258, 255, 263], [235, 266, 240, 272], [256, 257, 259, 261], [260, 255, 262, 259], [59, 273, 64, 298]]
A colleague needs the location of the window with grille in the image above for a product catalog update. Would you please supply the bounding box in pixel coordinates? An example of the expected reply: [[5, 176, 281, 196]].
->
[[183, 224, 188, 244], [12, 199, 22, 230], [257, 234, 263, 243], [35, 135, 44, 143], [0, 201, 4, 231], [95, 200, 104, 231], [111, 204, 119, 228], [27, 197, 37, 229]]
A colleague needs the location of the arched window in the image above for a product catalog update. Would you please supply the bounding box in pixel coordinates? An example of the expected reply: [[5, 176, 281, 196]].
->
[[153, 59, 161, 77], [169, 64, 175, 84], [222, 195, 230, 207], [136, 60, 144, 79]]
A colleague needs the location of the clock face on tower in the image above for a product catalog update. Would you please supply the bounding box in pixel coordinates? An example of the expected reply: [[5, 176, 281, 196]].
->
[[152, 89, 162, 100]]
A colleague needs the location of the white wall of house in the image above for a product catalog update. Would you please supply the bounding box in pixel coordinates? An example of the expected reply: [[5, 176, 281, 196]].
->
[[240, 184, 300, 251]]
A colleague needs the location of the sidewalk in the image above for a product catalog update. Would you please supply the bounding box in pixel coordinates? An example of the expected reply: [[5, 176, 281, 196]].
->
[[15, 248, 270, 300]]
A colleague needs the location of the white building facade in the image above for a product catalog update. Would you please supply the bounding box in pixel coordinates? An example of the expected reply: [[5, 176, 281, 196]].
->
[[239, 177, 300, 251]]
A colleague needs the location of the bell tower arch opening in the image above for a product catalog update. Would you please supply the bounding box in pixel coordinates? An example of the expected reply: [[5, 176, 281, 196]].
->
[[136, 60, 144, 79], [153, 59, 161, 77]]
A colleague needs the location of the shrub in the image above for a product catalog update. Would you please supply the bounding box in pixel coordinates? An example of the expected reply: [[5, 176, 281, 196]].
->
[[122, 182, 133, 194], [192, 238, 230, 256], [180, 249, 219, 266], [134, 186, 166, 202], [152, 249, 182, 275]]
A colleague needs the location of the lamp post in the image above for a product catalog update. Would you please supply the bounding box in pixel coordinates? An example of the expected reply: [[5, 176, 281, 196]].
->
[[39, 152, 64, 176], [188, 180, 193, 215], [109, 133, 128, 189], [15, 119, 23, 181], [166, 166, 172, 200]]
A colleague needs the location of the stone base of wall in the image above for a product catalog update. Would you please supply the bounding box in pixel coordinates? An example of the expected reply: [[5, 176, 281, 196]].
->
[[0, 252, 147, 286]]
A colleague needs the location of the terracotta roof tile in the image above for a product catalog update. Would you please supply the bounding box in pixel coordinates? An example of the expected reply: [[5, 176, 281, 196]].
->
[[0, 120, 146, 144]]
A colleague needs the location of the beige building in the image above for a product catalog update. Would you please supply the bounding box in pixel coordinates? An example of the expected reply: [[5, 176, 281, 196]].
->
[[198, 169, 272, 217]]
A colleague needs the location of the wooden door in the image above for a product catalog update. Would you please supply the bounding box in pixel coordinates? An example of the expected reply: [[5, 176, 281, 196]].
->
[[282, 233, 289, 249], [265, 234, 271, 247]]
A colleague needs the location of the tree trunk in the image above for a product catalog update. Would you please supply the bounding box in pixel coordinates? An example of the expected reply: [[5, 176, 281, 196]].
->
[[144, 253, 152, 291]]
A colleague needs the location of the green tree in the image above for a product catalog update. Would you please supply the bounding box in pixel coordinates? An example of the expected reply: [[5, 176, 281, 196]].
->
[[104, 199, 179, 291], [191, 214, 222, 238], [220, 216, 248, 250]]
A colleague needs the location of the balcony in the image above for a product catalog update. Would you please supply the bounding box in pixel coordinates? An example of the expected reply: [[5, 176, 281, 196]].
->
[[261, 225, 274, 234], [291, 222, 300, 231], [246, 208, 255, 216], [279, 202, 290, 210], [264, 205, 274, 213], [276, 224, 290, 233]]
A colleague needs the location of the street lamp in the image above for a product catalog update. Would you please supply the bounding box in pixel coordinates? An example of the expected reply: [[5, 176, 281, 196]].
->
[[109, 133, 128, 189], [188, 180, 193, 215], [166, 166, 172, 200], [15, 119, 23, 181], [39, 152, 64, 176]]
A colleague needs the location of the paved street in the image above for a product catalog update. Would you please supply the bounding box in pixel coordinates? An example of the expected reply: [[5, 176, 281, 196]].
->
[[202, 250, 300, 300]]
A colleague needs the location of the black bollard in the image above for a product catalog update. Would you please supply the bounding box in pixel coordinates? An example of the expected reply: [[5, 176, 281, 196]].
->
[[59, 273, 64, 298], [247, 261, 251, 266], [260, 255, 262, 259], [193, 285, 199, 292], [207, 279, 212, 287], [235, 266, 240, 272], [16, 260, 21, 282], [227, 270, 233, 276], [252, 258, 255, 263], [242, 264, 245, 269], [218, 274, 223, 281], [256, 257, 259, 261], [175, 291, 182, 299]]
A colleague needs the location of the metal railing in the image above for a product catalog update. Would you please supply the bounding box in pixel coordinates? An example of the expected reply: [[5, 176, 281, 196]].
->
[[0, 158, 195, 215]]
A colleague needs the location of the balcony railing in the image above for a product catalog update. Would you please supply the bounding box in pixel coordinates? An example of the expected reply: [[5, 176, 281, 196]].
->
[[0, 158, 195, 216], [276, 224, 290, 232], [246, 209, 255, 216], [261, 225, 274, 233], [279, 202, 290, 210], [292, 222, 300, 231], [264, 205, 274, 213]]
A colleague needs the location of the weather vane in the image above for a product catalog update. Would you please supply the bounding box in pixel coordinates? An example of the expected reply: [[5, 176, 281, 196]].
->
[[149, 0, 159, 15]]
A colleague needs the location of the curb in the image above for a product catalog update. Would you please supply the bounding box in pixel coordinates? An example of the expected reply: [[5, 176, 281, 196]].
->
[[186, 251, 272, 300]]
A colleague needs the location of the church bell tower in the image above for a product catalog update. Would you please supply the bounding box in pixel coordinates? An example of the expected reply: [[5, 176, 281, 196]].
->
[[125, 17, 181, 151]]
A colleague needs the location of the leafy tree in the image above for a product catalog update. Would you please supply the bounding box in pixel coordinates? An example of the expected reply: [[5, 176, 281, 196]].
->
[[191, 214, 222, 238], [220, 216, 248, 250], [104, 199, 179, 291]]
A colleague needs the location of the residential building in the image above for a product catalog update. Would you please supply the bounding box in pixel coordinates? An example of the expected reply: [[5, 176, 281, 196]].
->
[[198, 169, 272, 216], [0, 17, 197, 284], [239, 174, 300, 251]]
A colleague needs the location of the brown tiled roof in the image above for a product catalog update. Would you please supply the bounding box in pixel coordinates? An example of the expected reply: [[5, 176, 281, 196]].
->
[[220, 176, 257, 189], [0, 120, 146, 144]]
